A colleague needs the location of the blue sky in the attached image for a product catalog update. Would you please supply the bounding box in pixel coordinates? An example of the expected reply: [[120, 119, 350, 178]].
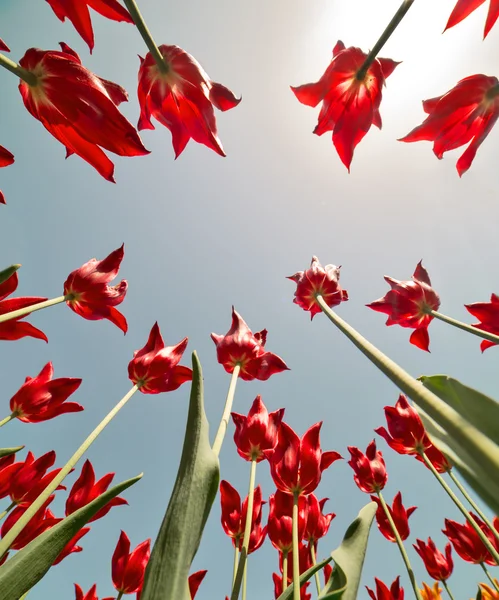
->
[[1, 0, 499, 598]]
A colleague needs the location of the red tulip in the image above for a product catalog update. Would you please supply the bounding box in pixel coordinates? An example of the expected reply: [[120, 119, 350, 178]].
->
[[65, 460, 127, 522], [64, 245, 128, 333], [304, 494, 335, 546], [414, 538, 453, 581], [445, 0, 499, 38], [420, 443, 452, 474], [52, 526, 90, 565], [0, 39, 9, 52], [231, 395, 284, 462], [370, 492, 417, 542], [273, 573, 312, 600], [367, 262, 440, 351], [74, 584, 114, 600], [375, 395, 430, 455], [348, 440, 388, 493], [0, 454, 17, 498], [19, 43, 148, 182], [465, 293, 499, 352], [1, 497, 57, 550], [0, 271, 48, 342], [111, 531, 151, 595], [287, 256, 348, 319], [211, 307, 289, 381], [9, 362, 82, 423], [443, 514, 498, 565], [128, 322, 192, 394], [188, 570, 208, 599], [279, 543, 313, 586], [137, 45, 241, 157], [265, 422, 342, 496], [323, 563, 333, 584], [0, 144, 14, 205], [6, 450, 64, 507], [267, 490, 308, 553], [291, 40, 399, 170], [400, 75, 499, 176], [45, 0, 133, 53], [366, 577, 404, 600]]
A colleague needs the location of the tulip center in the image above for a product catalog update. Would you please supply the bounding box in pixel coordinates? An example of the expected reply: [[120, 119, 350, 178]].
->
[[485, 83, 499, 102]]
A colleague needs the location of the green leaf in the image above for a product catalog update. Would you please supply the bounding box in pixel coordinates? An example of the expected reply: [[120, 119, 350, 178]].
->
[[0, 265, 20, 286], [419, 375, 499, 444], [0, 447, 23, 459], [275, 557, 332, 600], [0, 474, 142, 600], [141, 352, 220, 600], [318, 502, 377, 600]]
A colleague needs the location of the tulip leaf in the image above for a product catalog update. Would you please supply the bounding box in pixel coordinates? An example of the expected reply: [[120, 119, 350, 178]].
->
[[317, 502, 377, 600], [141, 352, 220, 600], [275, 557, 333, 600], [0, 447, 23, 459], [419, 375, 499, 444], [0, 473, 142, 600], [0, 265, 20, 286]]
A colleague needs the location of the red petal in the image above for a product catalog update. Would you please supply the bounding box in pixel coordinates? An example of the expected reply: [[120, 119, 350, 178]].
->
[[409, 327, 430, 352], [445, 0, 487, 32], [209, 82, 241, 111]]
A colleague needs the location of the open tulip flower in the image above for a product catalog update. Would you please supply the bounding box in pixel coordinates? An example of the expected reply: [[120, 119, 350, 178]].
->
[[211, 307, 288, 381], [348, 440, 388, 493], [303, 494, 335, 546], [477, 579, 499, 600], [0, 144, 14, 204], [420, 582, 443, 600], [1, 497, 57, 550], [400, 75, 499, 176], [267, 490, 308, 553], [443, 515, 498, 565], [45, 0, 133, 53], [288, 256, 349, 319], [74, 584, 114, 600], [0, 454, 17, 498], [371, 492, 417, 542], [414, 538, 453, 582], [137, 44, 241, 157], [465, 293, 499, 352], [19, 43, 148, 181], [291, 40, 399, 170], [445, 0, 499, 38], [367, 261, 440, 352], [0, 270, 47, 342], [111, 531, 151, 596], [366, 576, 404, 600]]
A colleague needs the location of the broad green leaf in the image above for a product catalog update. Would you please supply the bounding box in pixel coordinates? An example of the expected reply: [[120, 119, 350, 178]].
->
[[0, 447, 23, 459], [141, 352, 220, 600], [276, 556, 332, 600], [0, 265, 20, 286], [0, 474, 142, 600], [318, 502, 377, 600], [420, 375, 499, 444]]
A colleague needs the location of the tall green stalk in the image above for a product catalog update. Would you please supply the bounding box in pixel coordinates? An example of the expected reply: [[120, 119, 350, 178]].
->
[[212, 366, 240, 457]]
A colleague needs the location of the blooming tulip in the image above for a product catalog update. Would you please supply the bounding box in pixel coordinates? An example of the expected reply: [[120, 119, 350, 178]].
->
[[74, 584, 114, 600], [279, 543, 313, 586], [370, 492, 417, 542], [477, 579, 499, 600], [445, 0, 499, 38], [6, 450, 64, 507], [443, 515, 498, 565], [366, 576, 404, 600], [348, 440, 388, 493], [1, 497, 57, 550], [220, 481, 266, 553], [465, 293, 499, 352], [52, 526, 90, 565], [304, 494, 335, 546], [420, 582, 442, 600], [414, 538, 453, 582], [111, 531, 151, 595], [0, 145, 14, 205], [0, 454, 17, 498], [267, 490, 307, 553]]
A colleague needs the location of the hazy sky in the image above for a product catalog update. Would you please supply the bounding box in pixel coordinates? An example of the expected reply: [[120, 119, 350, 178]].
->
[[1, 0, 499, 598]]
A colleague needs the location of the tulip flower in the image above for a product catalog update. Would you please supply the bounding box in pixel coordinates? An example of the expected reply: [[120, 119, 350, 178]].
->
[[445, 0, 499, 38], [0, 145, 14, 205], [279, 543, 313, 587], [65, 460, 127, 521], [420, 443, 452, 474], [211, 307, 288, 381], [0, 270, 47, 342], [371, 492, 417, 542], [375, 395, 429, 455], [414, 538, 453, 582], [265, 422, 342, 496], [231, 395, 285, 462], [291, 41, 399, 170], [477, 579, 499, 600], [420, 582, 442, 600], [273, 573, 312, 600], [287, 256, 348, 319], [45, 0, 133, 53], [400, 75, 499, 176], [267, 490, 308, 553], [443, 515, 498, 565], [52, 526, 90, 565], [220, 481, 266, 553], [111, 531, 151, 595], [8, 362, 82, 424], [128, 322, 192, 393], [74, 584, 114, 600], [367, 262, 440, 351], [19, 43, 149, 181], [188, 570, 207, 599], [64, 245, 128, 333], [1, 497, 57, 550], [366, 576, 404, 600], [304, 494, 335, 548], [348, 440, 388, 493], [137, 44, 241, 157], [465, 294, 499, 352]]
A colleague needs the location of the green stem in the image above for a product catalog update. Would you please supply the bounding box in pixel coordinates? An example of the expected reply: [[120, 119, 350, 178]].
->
[[0, 413, 15, 428], [116, 593, 124, 600], [430, 310, 499, 347], [212, 365, 241, 458], [232, 546, 239, 587], [377, 492, 423, 600], [242, 561, 247, 600], [0, 501, 16, 522], [0, 53, 37, 86], [292, 492, 300, 600], [442, 580, 455, 600], [480, 563, 499, 594], [122, 0, 168, 73], [419, 451, 499, 565], [230, 458, 257, 600], [356, 0, 415, 80], [0, 295, 67, 324], [448, 470, 499, 544], [0, 385, 139, 557], [315, 295, 499, 494], [282, 553, 288, 592], [310, 544, 321, 596]]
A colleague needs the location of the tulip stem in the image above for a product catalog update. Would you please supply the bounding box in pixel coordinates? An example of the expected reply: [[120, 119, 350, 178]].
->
[[315, 294, 499, 494], [377, 492, 422, 600], [310, 544, 322, 596], [480, 563, 499, 593], [230, 458, 256, 600], [232, 547, 240, 587], [429, 309, 499, 347], [212, 365, 241, 458], [447, 469, 499, 544], [0, 53, 37, 86], [122, 0, 169, 73], [116, 593, 124, 600], [0, 385, 139, 557], [0, 501, 16, 522], [282, 553, 288, 592], [292, 492, 300, 600], [242, 562, 247, 600], [442, 580, 455, 600], [356, 0, 414, 80], [0, 295, 67, 325], [418, 451, 499, 565], [0, 413, 15, 428]]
